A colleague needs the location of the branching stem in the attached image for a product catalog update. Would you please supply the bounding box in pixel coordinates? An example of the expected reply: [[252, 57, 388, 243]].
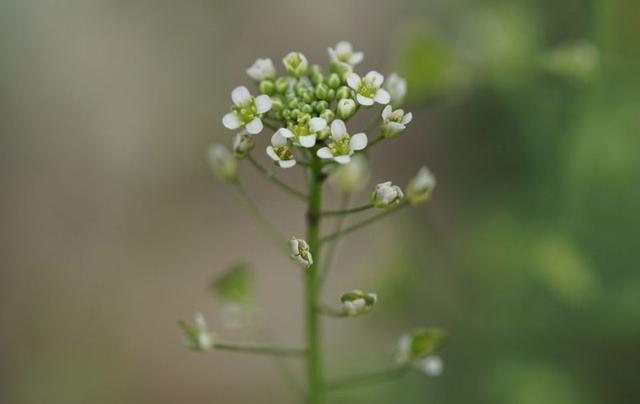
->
[[325, 365, 411, 390], [246, 154, 307, 200], [215, 341, 306, 357]]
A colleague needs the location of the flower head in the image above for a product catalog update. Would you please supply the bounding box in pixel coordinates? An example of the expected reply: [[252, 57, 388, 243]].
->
[[340, 290, 377, 316], [370, 181, 404, 208], [327, 154, 370, 194], [246, 58, 276, 81], [406, 166, 436, 205], [381, 105, 413, 138], [328, 41, 363, 66], [266, 130, 296, 168], [283, 52, 309, 78], [316, 119, 368, 164], [208, 143, 237, 181], [178, 313, 216, 351], [289, 237, 313, 267], [222, 86, 272, 134], [232, 133, 255, 158], [346, 71, 390, 106], [281, 117, 327, 148], [385, 73, 407, 107]]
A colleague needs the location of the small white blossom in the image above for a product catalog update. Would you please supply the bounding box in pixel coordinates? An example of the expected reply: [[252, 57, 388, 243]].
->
[[340, 290, 377, 317], [327, 41, 364, 66], [208, 144, 237, 181], [180, 312, 216, 351], [289, 237, 313, 267], [281, 117, 327, 148], [381, 105, 413, 138], [336, 98, 357, 120], [416, 356, 443, 377], [232, 133, 255, 158], [327, 154, 370, 194], [283, 52, 309, 78], [266, 130, 296, 168], [346, 71, 390, 106], [316, 119, 368, 164], [396, 334, 413, 364], [246, 58, 276, 81], [385, 73, 407, 107], [222, 86, 272, 135], [406, 166, 436, 205], [370, 181, 404, 208]]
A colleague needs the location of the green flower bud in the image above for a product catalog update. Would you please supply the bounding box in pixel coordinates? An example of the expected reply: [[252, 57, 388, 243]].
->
[[370, 181, 404, 208], [281, 109, 291, 121], [406, 166, 436, 205], [232, 133, 255, 159], [301, 104, 313, 114], [314, 100, 329, 113], [327, 73, 341, 89], [208, 143, 237, 182], [287, 97, 300, 109], [310, 65, 324, 85], [337, 98, 357, 120], [259, 80, 275, 95], [336, 86, 352, 100], [396, 328, 447, 364], [301, 90, 313, 104], [316, 127, 331, 140], [315, 83, 329, 100], [275, 77, 289, 93], [326, 88, 336, 101], [320, 109, 335, 123], [283, 52, 309, 78], [270, 96, 284, 111], [330, 60, 353, 80], [341, 290, 377, 316]]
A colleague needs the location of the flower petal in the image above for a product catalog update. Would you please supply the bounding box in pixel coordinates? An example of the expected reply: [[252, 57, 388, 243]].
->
[[350, 133, 368, 150], [381, 105, 393, 120], [336, 41, 352, 53], [276, 128, 294, 139], [402, 112, 413, 124], [254, 95, 272, 114], [231, 86, 252, 107], [330, 119, 347, 140], [349, 52, 364, 65], [356, 94, 374, 106], [374, 89, 391, 105], [334, 155, 351, 164], [279, 159, 296, 169], [308, 117, 327, 133], [266, 146, 280, 161], [316, 147, 333, 159], [298, 134, 317, 148], [222, 112, 241, 129], [245, 117, 263, 134], [365, 71, 384, 87], [346, 73, 361, 90]]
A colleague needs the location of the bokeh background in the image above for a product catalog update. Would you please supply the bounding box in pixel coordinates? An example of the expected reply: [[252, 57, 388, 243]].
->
[[2, 0, 639, 403]]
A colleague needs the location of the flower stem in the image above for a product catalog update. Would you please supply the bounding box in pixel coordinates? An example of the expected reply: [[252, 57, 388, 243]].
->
[[321, 203, 371, 216], [321, 201, 409, 245], [325, 365, 410, 390], [214, 341, 306, 357], [305, 152, 325, 404], [319, 194, 350, 287], [317, 304, 347, 318], [246, 154, 307, 200]]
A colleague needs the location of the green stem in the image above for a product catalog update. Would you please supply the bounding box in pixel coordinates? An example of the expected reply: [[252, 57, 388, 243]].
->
[[325, 365, 410, 391], [319, 194, 351, 287], [305, 152, 325, 404], [215, 341, 306, 357], [321, 201, 409, 245], [246, 154, 307, 200], [321, 202, 371, 217], [317, 304, 346, 318]]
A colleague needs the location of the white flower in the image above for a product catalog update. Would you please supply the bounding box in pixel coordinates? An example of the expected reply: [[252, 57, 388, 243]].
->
[[340, 290, 377, 317], [232, 133, 255, 158], [281, 117, 327, 148], [246, 58, 276, 81], [208, 144, 237, 181], [346, 71, 390, 106], [283, 52, 309, 78], [222, 86, 272, 135], [327, 154, 370, 194], [266, 130, 296, 169], [385, 73, 407, 107], [316, 119, 368, 164], [179, 312, 216, 351], [416, 356, 443, 377], [381, 105, 413, 138], [370, 181, 404, 208], [336, 98, 357, 120], [396, 334, 413, 364], [327, 41, 364, 66], [289, 237, 313, 267], [406, 166, 436, 205]]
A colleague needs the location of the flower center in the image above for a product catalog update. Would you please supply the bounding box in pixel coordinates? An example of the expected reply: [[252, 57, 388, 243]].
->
[[290, 122, 311, 137], [275, 146, 293, 160], [329, 137, 352, 156], [234, 101, 257, 123], [358, 80, 378, 98]]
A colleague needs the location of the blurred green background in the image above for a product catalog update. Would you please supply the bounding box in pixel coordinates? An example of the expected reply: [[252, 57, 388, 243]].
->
[[1, 0, 638, 403]]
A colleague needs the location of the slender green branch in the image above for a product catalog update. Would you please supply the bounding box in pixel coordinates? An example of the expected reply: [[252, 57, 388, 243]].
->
[[321, 201, 409, 245], [325, 365, 411, 391], [319, 194, 350, 287], [233, 181, 287, 253], [317, 304, 346, 318], [214, 341, 306, 357], [246, 154, 307, 200], [321, 203, 372, 217]]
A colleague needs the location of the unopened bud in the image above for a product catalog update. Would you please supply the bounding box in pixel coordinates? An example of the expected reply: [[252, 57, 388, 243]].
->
[[232, 133, 255, 159], [406, 166, 436, 205], [337, 98, 357, 120], [208, 143, 237, 182], [370, 181, 403, 208]]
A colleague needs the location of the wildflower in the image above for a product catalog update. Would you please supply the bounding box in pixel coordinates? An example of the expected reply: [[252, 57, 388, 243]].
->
[[283, 52, 309, 78], [406, 166, 436, 205], [385, 73, 407, 107], [316, 119, 368, 164], [281, 117, 327, 148], [246, 58, 276, 81], [266, 130, 296, 168], [417, 355, 443, 377], [327, 41, 363, 66], [340, 290, 377, 316], [179, 313, 216, 351], [222, 86, 272, 134], [346, 71, 390, 106], [370, 181, 404, 208], [381, 105, 413, 138], [289, 237, 313, 267], [395, 328, 447, 364], [208, 144, 237, 181], [232, 133, 255, 158], [336, 98, 357, 120], [327, 154, 370, 194]]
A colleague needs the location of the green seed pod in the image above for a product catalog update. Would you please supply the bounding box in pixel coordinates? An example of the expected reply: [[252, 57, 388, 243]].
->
[[315, 83, 329, 100], [275, 77, 289, 93], [259, 80, 275, 95], [327, 73, 341, 89]]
